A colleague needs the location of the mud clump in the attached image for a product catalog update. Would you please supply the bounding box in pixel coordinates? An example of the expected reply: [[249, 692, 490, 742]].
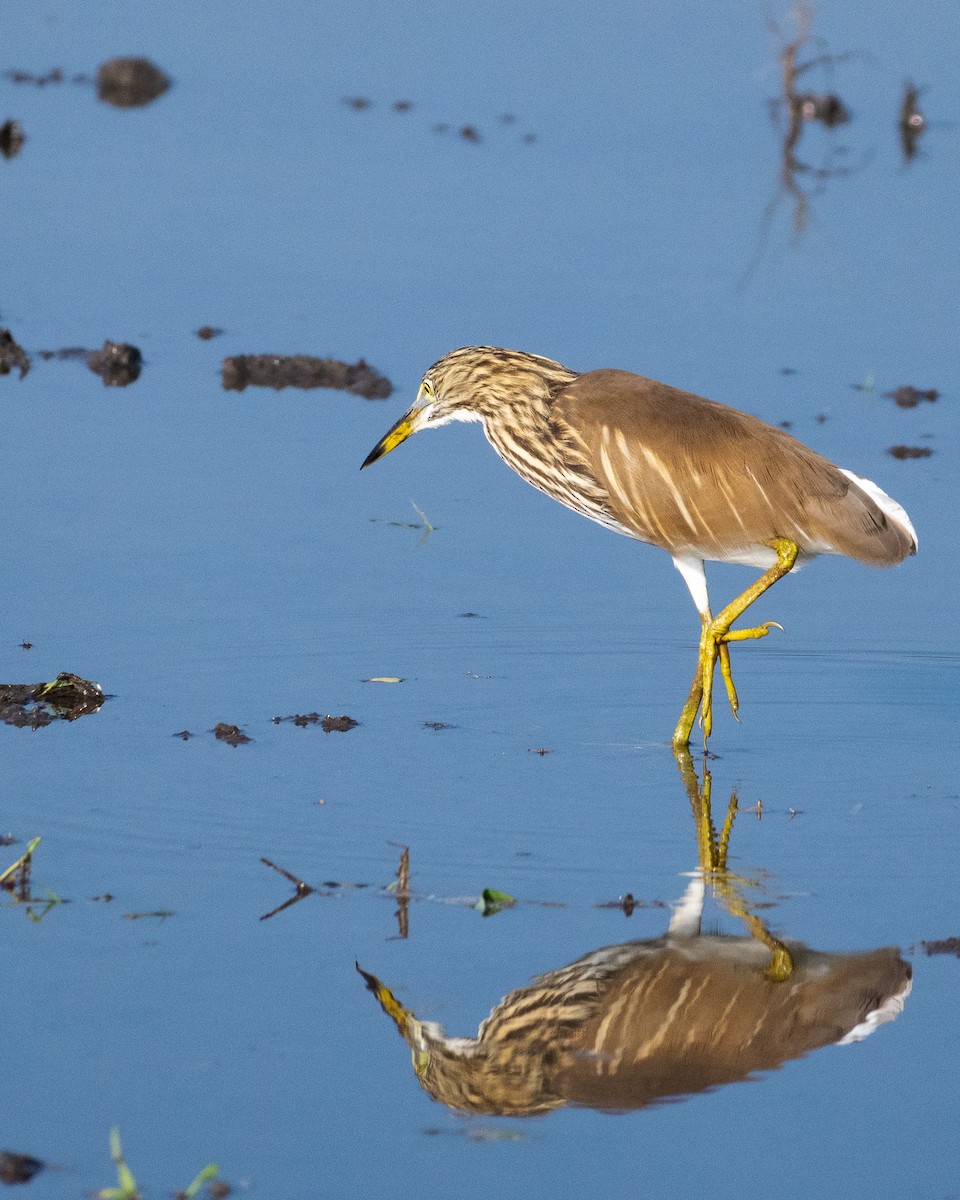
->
[[97, 57, 170, 108], [222, 354, 392, 399], [213, 723, 251, 746], [87, 340, 142, 386], [0, 1151, 44, 1185], [887, 445, 933, 460], [917, 936, 960, 957], [0, 119, 25, 159], [0, 672, 105, 728], [0, 329, 30, 379], [272, 712, 359, 732], [885, 385, 939, 409]]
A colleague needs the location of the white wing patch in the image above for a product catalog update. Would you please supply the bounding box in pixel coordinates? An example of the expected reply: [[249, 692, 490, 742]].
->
[[840, 469, 918, 551]]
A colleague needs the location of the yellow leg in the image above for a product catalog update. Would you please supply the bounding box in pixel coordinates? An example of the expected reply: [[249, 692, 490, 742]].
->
[[672, 538, 799, 749]]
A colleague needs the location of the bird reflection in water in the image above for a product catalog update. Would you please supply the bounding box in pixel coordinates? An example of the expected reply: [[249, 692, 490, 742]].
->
[[358, 754, 911, 1116]]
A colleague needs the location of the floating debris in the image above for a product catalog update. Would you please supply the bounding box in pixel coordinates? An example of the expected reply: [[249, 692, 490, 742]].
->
[[4, 68, 65, 86], [343, 96, 371, 110], [273, 712, 359, 732], [0, 119, 25, 159], [0, 1151, 45, 1185], [899, 82, 926, 162], [172, 729, 191, 740], [222, 354, 391, 398], [0, 329, 29, 379], [885, 385, 939, 409], [392, 100, 412, 113], [97, 57, 170, 108], [0, 672, 105, 728], [887, 445, 933, 460], [87, 340, 142, 387], [479, 887, 515, 916], [528, 747, 553, 756], [195, 325, 223, 340], [19, 642, 32, 650], [915, 936, 960, 957], [459, 125, 481, 143], [363, 676, 403, 684], [212, 723, 251, 746], [424, 721, 455, 731]]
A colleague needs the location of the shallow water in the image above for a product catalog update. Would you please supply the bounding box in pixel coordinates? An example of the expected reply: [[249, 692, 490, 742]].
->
[[2, 1, 958, 1197]]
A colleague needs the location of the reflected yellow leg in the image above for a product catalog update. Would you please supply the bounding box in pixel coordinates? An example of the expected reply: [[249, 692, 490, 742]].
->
[[673, 538, 799, 749]]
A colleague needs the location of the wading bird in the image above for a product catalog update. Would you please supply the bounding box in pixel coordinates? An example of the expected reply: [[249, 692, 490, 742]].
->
[[362, 347, 916, 747]]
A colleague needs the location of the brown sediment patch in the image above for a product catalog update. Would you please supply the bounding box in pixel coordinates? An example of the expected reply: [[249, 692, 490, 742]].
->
[[272, 712, 359, 731], [0, 1151, 45, 1184], [4, 68, 65, 86], [0, 329, 29, 379], [887, 445, 933, 460], [916, 937, 960, 957], [885, 385, 939, 409], [0, 119, 25, 159], [222, 354, 392, 399], [0, 673, 105, 728], [212, 723, 251, 745], [97, 57, 170, 108], [86, 340, 142, 386]]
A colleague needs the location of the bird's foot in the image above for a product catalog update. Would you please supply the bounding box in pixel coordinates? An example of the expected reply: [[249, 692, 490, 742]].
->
[[698, 619, 783, 742]]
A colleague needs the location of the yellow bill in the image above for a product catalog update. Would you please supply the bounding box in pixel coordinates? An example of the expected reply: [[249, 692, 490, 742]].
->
[[361, 405, 425, 469]]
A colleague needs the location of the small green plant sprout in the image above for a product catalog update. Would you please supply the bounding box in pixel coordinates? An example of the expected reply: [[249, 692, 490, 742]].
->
[[98, 1129, 219, 1200], [98, 1128, 141, 1200], [175, 1163, 221, 1200]]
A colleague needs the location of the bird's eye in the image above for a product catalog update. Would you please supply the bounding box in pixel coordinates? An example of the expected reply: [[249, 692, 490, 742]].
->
[[422, 379, 435, 398]]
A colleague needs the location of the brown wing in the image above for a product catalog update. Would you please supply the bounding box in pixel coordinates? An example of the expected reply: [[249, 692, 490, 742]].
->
[[550, 370, 915, 566]]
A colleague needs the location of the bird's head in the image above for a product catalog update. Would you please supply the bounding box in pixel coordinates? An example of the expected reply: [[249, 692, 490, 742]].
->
[[360, 346, 575, 468]]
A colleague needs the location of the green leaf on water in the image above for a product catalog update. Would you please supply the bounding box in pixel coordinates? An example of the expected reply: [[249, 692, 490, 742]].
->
[[181, 1163, 220, 1198], [478, 888, 515, 915]]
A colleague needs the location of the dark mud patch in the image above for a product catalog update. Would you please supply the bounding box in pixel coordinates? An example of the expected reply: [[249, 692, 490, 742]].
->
[[0, 120, 25, 160], [915, 936, 960, 957], [0, 1151, 44, 1185], [36, 341, 142, 386], [86, 340, 142, 386], [97, 58, 170, 108], [343, 95, 536, 146], [0, 329, 29, 379], [885, 385, 939, 408], [0, 673, 105, 728], [212, 723, 251, 746], [272, 712, 359, 732], [887, 445, 933, 460], [195, 325, 223, 340], [4, 68, 68, 86], [222, 354, 391, 399]]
